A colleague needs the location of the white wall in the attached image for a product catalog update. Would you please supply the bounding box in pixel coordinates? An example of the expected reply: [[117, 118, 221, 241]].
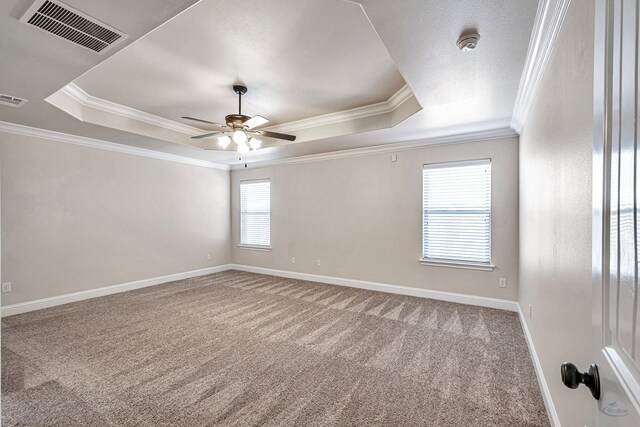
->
[[518, 0, 594, 426], [0, 132, 231, 306], [231, 136, 519, 301]]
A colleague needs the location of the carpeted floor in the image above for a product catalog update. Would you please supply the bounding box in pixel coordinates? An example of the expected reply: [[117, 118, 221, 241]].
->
[[2, 270, 549, 426]]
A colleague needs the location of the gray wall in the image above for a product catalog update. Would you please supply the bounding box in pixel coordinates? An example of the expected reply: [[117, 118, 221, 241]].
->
[[0, 132, 231, 306], [518, 1, 594, 425], [232, 136, 519, 301], [2, 132, 519, 306]]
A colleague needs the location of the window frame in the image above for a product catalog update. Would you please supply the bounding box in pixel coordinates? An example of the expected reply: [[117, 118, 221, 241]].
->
[[419, 158, 495, 271], [239, 178, 272, 251]]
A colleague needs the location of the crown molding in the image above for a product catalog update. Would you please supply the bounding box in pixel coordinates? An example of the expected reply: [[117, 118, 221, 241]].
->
[[56, 83, 418, 143], [511, 0, 572, 133], [230, 127, 517, 171], [0, 121, 230, 170], [47, 79, 422, 147], [61, 83, 203, 136], [266, 85, 415, 133]]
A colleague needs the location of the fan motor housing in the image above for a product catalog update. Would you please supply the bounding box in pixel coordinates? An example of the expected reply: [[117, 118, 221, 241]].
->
[[225, 114, 251, 129]]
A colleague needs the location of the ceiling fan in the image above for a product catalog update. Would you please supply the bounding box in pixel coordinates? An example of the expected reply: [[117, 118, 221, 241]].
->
[[181, 84, 296, 153]]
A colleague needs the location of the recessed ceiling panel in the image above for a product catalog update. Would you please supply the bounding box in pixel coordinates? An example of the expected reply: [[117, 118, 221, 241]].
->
[[73, 0, 406, 127]]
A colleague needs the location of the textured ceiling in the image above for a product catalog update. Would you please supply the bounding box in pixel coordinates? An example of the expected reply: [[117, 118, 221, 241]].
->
[[0, 0, 540, 165], [358, 0, 538, 130], [0, 0, 199, 103], [74, 0, 406, 126]]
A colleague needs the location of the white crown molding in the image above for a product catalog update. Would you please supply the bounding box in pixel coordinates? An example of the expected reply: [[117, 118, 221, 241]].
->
[[231, 264, 519, 312], [0, 121, 230, 170], [61, 83, 203, 136], [266, 85, 415, 133], [1, 121, 515, 173], [230, 126, 517, 170], [511, 0, 572, 133], [61, 82, 415, 137], [1, 265, 233, 317], [517, 305, 561, 427], [53, 83, 418, 145]]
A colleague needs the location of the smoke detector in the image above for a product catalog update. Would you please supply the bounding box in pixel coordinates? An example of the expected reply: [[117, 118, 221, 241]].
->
[[457, 33, 480, 51]]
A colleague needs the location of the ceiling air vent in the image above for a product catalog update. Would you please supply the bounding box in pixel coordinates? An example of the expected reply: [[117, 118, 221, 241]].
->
[[20, 0, 127, 54], [0, 94, 28, 108]]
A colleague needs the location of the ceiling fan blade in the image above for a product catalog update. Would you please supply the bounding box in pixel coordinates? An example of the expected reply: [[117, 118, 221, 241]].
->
[[191, 132, 222, 139], [244, 115, 270, 129], [252, 130, 296, 141], [181, 116, 224, 127]]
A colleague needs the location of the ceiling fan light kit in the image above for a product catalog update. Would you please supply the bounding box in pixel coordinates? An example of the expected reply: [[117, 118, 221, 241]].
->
[[248, 138, 262, 150], [182, 84, 296, 153], [218, 135, 231, 149], [237, 139, 250, 154], [232, 129, 248, 144]]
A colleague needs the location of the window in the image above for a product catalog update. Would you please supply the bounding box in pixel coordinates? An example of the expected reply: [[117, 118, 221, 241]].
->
[[421, 159, 493, 270], [240, 179, 271, 248]]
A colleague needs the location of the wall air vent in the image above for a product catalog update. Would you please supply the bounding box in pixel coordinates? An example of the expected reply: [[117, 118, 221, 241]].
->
[[20, 0, 127, 54], [0, 94, 28, 108]]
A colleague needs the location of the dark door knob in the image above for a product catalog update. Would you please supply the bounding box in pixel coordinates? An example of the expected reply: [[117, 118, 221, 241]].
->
[[561, 362, 600, 400]]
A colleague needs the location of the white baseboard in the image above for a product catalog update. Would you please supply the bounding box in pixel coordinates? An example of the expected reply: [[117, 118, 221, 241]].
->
[[1, 263, 518, 317], [1, 264, 233, 317], [517, 305, 561, 427], [230, 264, 519, 312], [2, 263, 520, 316]]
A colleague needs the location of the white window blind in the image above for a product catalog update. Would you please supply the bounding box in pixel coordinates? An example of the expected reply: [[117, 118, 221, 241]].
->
[[422, 159, 491, 264], [240, 179, 271, 247]]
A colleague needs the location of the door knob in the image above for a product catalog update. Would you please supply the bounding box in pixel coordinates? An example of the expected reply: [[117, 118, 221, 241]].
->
[[561, 362, 600, 400]]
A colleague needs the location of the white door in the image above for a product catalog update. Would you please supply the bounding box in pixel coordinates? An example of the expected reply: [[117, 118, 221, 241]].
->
[[591, 0, 640, 424]]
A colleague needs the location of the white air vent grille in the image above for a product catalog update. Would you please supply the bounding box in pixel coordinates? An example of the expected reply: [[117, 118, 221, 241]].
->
[[20, 0, 127, 54], [0, 94, 28, 108]]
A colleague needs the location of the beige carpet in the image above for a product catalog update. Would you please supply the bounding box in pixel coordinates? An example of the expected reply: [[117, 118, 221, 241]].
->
[[2, 270, 549, 426]]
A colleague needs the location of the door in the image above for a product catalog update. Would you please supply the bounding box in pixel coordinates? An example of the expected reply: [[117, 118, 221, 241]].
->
[[591, 0, 640, 424]]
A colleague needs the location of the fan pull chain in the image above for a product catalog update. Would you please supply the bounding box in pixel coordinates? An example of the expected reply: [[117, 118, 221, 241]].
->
[[238, 152, 248, 167]]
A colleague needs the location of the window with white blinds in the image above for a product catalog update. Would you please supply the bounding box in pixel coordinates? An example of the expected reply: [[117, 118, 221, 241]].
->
[[422, 159, 491, 265], [240, 179, 271, 248]]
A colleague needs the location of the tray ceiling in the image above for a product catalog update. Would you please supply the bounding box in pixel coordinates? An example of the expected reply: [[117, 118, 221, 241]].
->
[[71, 0, 407, 124], [0, 0, 540, 165]]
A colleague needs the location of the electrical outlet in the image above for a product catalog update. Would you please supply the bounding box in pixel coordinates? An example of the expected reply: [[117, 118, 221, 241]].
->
[[206, 254, 211, 261], [316, 259, 321, 266], [499, 278, 507, 288], [291, 257, 296, 264], [2, 282, 12, 293], [529, 304, 533, 319]]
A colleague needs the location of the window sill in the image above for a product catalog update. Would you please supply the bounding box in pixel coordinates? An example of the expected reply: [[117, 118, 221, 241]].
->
[[419, 259, 495, 271], [238, 245, 272, 251]]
